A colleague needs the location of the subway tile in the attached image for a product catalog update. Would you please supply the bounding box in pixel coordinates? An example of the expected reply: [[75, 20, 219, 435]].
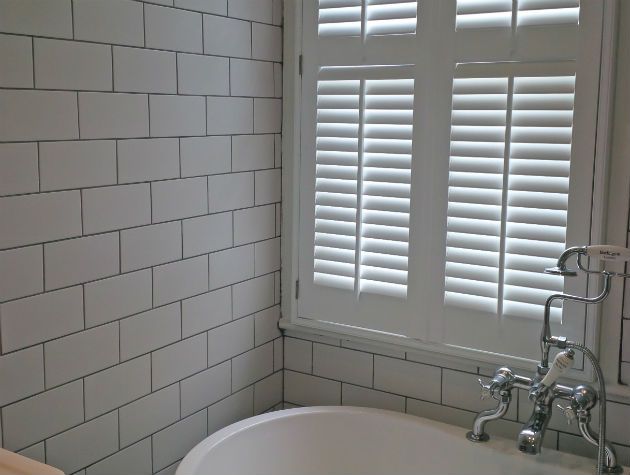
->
[[284, 337, 312, 373], [152, 410, 207, 472], [207, 387, 253, 435], [234, 205, 276, 246], [621, 362, 630, 385], [152, 177, 208, 223], [254, 238, 280, 276], [254, 98, 282, 134], [0, 143, 38, 197], [182, 287, 232, 338], [207, 97, 253, 135], [0, 346, 44, 407], [44, 322, 119, 388], [82, 184, 151, 234], [230, 59, 274, 97], [313, 343, 373, 387], [73, 0, 144, 47], [207, 316, 254, 367], [0, 90, 78, 142], [274, 270, 280, 303], [87, 439, 152, 475], [44, 233, 119, 290], [254, 371, 282, 414], [273, 337, 283, 371], [442, 369, 518, 420], [84, 356, 151, 419], [153, 255, 208, 306], [79, 92, 149, 139], [150, 95, 206, 137], [202, 15, 251, 58], [0, 34, 33, 87], [0, 191, 81, 249], [623, 319, 630, 362], [118, 138, 180, 184], [274, 64, 282, 98], [232, 135, 275, 171], [232, 273, 274, 318], [176, 0, 226, 14], [39, 140, 117, 191], [178, 53, 229, 95], [182, 212, 232, 258], [152, 334, 207, 390], [251, 23, 282, 62], [406, 398, 476, 429], [209, 244, 254, 289], [46, 412, 118, 475], [180, 136, 231, 178], [121, 221, 182, 272], [274, 134, 282, 166], [119, 384, 180, 447], [180, 361, 231, 417], [232, 342, 274, 391], [255, 169, 281, 205], [272, 0, 283, 25], [34, 38, 112, 91], [84, 269, 152, 327], [342, 384, 405, 413], [0, 286, 83, 353], [0, 0, 73, 38], [374, 356, 441, 403], [17, 443, 45, 464], [228, 0, 273, 24], [0, 245, 43, 302], [342, 340, 405, 359], [120, 304, 181, 361], [155, 462, 180, 475], [284, 371, 340, 406], [145, 4, 203, 53], [254, 305, 280, 346], [607, 401, 630, 445], [208, 172, 254, 213], [113, 46, 177, 94], [1, 380, 83, 451]]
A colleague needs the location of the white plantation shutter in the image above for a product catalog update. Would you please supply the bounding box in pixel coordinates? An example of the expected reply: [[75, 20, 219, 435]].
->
[[444, 62, 574, 326], [297, 0, 605, 363], [318, 0, 418, 37]]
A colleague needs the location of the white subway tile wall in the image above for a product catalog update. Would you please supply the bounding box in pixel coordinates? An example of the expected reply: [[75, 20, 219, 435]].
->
[[0, 0, 282, 473], [284, 335, 630, 459]]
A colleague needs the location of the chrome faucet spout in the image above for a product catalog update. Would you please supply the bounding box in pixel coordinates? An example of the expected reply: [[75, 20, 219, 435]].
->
[[518, 400, 552, 455]]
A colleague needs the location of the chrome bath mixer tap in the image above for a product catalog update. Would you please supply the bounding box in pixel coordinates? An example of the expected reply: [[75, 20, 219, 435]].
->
[[466, 245, 630, 475]]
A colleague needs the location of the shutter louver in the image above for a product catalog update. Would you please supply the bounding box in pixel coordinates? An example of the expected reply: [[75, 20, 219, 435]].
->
[[517, 0, 580, 26], [455, 0, 580, 29], [445, 64, 575, 322], [456, 0, 513, 29], [318, 0, 417, 37], [314, 78, 361, 290], [503, 74, 575, 321], [366, 0, 417, 36], [360, 78, 414, 298], [445, 76, 508, 312], [318, 0, 363, 37]]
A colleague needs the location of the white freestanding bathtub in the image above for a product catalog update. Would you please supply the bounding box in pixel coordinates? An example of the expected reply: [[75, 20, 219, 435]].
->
[[176, 406, 611, 475]]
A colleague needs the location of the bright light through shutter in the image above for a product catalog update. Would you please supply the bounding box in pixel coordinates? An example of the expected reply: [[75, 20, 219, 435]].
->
[[314, 78, 361, 290], [456, 0, 513, 29], [445, 75, 508, 312], [319, 0, 417, 37], [445, 64, 575, 322], [318, 0, 363, 37], [360, 78, 414, 298], [503, 75, 575, 321], [366, 1, 417, 36], [313, 68, 414, 299], [455, 0, 580, 29], [517, 0, 580, 26]]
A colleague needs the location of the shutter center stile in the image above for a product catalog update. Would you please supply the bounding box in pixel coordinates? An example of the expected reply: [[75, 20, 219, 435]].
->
[[355, 78, 367, 300]]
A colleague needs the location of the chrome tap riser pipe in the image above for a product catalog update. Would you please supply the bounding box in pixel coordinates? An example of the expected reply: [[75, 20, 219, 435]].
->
[[578, 419, 620, 472], [540, 274, 612, 369]]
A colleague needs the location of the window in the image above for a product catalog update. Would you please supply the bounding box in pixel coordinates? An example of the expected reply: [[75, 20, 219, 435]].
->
[[294, 0, 607, 367]]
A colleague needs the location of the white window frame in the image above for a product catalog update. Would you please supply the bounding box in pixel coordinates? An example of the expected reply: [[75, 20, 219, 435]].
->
[[280, 0, 627, 396]]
